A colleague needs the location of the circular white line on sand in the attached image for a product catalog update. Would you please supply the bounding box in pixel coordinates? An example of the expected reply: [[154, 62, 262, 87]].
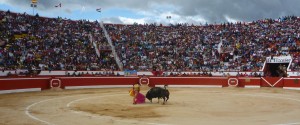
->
[[26, 98, 56, 125], [25, 91, 300, 125], [67, 94, 172, 125], [66, 94, 124, 107], [25, 96, 77, 125]]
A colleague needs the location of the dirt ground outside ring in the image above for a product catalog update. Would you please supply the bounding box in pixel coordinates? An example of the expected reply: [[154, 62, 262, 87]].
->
[[1, 87, 300, 125]]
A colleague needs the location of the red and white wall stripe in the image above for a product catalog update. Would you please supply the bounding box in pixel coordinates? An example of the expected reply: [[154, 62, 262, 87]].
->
[[0, 77, 300, 94]]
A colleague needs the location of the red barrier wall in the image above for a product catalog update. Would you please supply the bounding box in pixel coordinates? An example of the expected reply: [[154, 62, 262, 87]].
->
[[261, 77, 284, 87], [58, 77, 140, 88], [283, 78, 300, 88], [1, 77, 300, 93], [0, 78, 51, 90], [238, 77, 261, 87], [149, 77, 228, 87]]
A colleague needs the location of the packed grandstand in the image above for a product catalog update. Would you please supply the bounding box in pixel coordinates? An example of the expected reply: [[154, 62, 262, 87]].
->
[[0, 10, 300, 77]]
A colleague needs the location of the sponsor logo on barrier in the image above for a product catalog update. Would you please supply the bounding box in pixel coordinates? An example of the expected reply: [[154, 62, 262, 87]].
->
[[50, 79, 61, 88], [245, 78, 251, 82], [228, 78, 238, 87], [294, 79, 299, 84], [139, 77, 149, 85]]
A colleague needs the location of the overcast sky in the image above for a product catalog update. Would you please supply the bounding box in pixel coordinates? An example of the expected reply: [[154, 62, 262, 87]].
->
[[0, 0, 300, 25]]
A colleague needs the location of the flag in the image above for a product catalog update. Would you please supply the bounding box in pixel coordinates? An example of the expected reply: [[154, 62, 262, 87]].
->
[[96, 8, 101, 12], [32, 0, 37, 4], [55, 3, 61, 7], [31, 4, 37, 7]]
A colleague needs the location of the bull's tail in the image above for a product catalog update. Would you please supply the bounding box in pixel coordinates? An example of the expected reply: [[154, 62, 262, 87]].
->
[[166, 90, 169, 102], [164, 84, 168, 90], [164, 85, 169, 102]]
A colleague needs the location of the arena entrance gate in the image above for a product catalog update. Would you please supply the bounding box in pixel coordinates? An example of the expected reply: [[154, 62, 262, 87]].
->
[[261, 56, 292, 87], [262, 56, 292, 77]]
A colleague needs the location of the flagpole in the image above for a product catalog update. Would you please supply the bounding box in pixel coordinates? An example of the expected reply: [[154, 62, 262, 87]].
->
[[99, 10, 101, 22], [60, 3, 62, 19], [31, 0, 37, 16], [55, 3, 62, 19], [96, 8, 102, 22], [32, 5, 34, 15], [60, 4, 62, 19], [166, 16, 171, 26]]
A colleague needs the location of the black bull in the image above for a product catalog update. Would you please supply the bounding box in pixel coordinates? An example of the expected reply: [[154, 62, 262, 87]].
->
[[146, 87, 169, 104]]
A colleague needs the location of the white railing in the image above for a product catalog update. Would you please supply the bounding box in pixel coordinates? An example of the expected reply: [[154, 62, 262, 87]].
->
[[89, 34, 101, 57], [99, 22, 123, 70]]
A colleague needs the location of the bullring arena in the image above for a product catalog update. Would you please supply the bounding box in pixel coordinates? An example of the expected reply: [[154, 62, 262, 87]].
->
[[1, 3, 300, 125], [1, 76, 300, 125]]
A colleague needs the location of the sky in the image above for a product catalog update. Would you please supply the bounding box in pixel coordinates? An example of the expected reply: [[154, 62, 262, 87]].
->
[[0, 0, 300, 25]]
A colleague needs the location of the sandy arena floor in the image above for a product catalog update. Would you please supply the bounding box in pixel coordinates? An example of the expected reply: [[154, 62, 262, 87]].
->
[[1, 86, 300, 125]]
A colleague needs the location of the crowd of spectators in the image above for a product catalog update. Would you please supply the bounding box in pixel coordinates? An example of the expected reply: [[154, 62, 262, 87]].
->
[[105, 16, 300, 74], [0, 10, 118, 72], [1, 10, 300, 76]]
